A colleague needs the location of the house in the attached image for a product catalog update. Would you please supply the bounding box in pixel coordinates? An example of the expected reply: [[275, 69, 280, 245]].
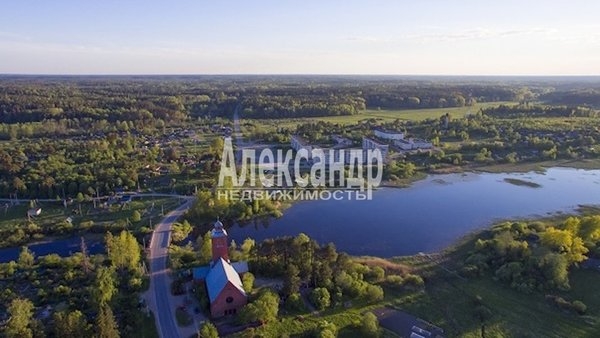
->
[[374, 128, 404, 141], [192, 220, 248, 317]]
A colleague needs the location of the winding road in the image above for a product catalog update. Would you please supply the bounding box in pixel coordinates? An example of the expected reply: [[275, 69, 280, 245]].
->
[[146, 196, 196, 338]]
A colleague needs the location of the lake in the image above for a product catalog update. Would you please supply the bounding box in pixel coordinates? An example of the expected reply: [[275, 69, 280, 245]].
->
[[1, 167, 598, 262], [0, 236, 105, 263], [230, 167, 600, 257]]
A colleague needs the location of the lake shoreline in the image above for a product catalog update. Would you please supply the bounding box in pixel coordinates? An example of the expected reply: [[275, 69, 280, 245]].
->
[[382, 158, 600, 189], [231, 167, 600, 257]]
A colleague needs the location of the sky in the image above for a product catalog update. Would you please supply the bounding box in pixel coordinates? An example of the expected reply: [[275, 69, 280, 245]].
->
[[1, 0, 600, 75]]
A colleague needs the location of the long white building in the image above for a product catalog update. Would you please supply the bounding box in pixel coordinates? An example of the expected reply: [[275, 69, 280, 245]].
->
[[394, 138, 433, 150], [374, 128, 404, 141]]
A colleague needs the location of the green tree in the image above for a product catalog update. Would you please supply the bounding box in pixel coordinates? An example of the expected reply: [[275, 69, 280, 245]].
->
[[317, 321, 337, 338], [54, 310, 91, 338], [197, 321, 219, 338], [579, 216, 600, 243], [18, 246, 35, 269], [5, 298, 35, 338], [540, 228, 588, 264], [96, 304, 120, 338], [172, 220, 193, 242], [93, 266, 118, 306], [105, 231, 141, 270], [282, 264, 301, 297], [540, 253, 570, 290], [363, 284, 384, 303], [242, 272, 255, 293], [284, 293, 306, 312], [309, 288, 331, 310], [211, 137, 225, 160], [131, 210, 141, 222], [239, 290, 279, 324], [240, 238, 255, 259], [198, 231, 213, 264], [359, 312, 380, 337]]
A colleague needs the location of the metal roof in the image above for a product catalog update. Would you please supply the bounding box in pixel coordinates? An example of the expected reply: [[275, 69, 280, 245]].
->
[[231, 261, 249, 274], [192, 266, 210, 280], [205, 257, 246, 303]]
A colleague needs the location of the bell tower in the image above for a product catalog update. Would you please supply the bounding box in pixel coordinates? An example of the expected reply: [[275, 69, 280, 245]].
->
[[211, 218, 229, 263]]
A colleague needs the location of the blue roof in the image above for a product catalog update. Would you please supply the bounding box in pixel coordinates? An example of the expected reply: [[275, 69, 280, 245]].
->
[[231, 261, 249, 274], [192, 266, 210, 280], [205, 258, 246, 303]]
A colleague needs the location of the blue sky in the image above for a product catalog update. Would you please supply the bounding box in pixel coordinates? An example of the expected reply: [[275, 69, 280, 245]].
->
[[1, 0, 599, 75]]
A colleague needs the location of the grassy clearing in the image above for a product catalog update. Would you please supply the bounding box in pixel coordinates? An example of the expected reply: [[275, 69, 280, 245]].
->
[[382, 266, 600, 338], [132, 311, 160, 338], [243, 102, 514, 131], [353, 256, 412, 275]]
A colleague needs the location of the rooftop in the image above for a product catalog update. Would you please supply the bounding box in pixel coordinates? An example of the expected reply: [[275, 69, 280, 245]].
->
[[205, 258, 246, 303]]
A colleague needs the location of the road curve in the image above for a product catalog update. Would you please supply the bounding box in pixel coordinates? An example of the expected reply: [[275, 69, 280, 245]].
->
[[148, 197, 195, 338]]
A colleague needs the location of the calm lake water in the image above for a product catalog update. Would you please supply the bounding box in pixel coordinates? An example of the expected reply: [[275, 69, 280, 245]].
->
[[1, 167, 599, 262], [230, 167, 600, 257]]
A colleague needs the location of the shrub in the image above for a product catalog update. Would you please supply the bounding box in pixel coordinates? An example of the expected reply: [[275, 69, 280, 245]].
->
[[309, 288, 331, 310], [359, 312, 380, 337], [403, 274, 425, 288], [285, 293, 306, 312], [572, 300, 587, 314]]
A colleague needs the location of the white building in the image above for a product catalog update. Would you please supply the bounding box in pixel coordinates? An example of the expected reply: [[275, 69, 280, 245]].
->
[[394, 138, 433, 150], [374, 128, 404, 141], [291, 135, 313, 157], [362, 137, 389, 160]]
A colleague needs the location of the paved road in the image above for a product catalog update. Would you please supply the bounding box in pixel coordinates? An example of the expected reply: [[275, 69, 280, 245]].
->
[[147, 197, 195, 338]]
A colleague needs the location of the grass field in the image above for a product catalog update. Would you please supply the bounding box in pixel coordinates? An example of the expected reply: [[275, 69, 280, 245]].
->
[[418, 273, 599, 338], [243, 101, 515, 132]]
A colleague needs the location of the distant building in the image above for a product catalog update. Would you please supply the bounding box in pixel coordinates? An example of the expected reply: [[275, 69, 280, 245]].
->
[[374, 128, 404, 141], [192, 220, 248, 317], [394, 138, 433, 151], [27, 208, 41, 218], [362, 137, 389, 160], [331, 134, 353, 148], [291, 135, 313, 158]]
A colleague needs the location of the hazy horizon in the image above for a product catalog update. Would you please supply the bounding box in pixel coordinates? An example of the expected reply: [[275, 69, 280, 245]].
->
[[2, 1, 600, 75]]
